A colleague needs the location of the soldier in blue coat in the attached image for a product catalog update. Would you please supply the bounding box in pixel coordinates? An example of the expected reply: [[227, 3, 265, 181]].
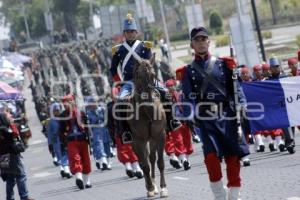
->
[[178, 26, 249, 200], [47, 103, 72, 178], [110, 13, 181, 143], [86, 96, 112, 170], [268, 57, 295, 154]]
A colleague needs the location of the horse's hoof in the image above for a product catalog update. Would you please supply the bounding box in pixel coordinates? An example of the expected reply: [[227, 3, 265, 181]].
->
[[147, 190, 156, 197], [160, 188, 168, 198]]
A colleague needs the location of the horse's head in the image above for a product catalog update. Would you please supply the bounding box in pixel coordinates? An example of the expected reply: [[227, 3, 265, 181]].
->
[[133, 55, 156, 95]]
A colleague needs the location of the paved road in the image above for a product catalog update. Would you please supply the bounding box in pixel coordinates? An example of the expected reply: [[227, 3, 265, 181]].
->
[[1, 70, 300, 200]]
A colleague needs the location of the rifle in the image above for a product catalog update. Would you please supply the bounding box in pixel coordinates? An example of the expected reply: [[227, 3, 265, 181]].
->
[[229, 33, 243, 143], [83, 104, 93, 155]]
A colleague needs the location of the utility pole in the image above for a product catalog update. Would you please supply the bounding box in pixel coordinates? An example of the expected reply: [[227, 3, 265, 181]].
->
[[21, 0, 31, 41], [191, 0, 197, 27], [159, 0, 172, 62], [251, 0, 266, 61], [269, 0, 277, 25], [235, 0, 249, 65], [89, 0, 94, 27], [44, 0, 53, 45]]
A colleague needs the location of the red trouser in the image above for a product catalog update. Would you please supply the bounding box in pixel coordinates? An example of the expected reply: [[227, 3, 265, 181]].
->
[[115, 137, 138, 164], [255, 129, 283, 138], [165, 123, 193, 156], [67, 140, 91, 174], [204, 153, 241, 187]]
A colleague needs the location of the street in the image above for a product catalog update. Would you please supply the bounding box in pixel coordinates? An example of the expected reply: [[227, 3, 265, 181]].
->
[[1, 73, 300, 200]]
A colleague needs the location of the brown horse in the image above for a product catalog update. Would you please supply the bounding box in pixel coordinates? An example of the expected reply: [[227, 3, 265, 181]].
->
[[127, 56, 168, 198]]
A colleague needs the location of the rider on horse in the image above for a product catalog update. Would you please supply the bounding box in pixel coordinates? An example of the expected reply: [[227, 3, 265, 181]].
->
[[110, 13, 182, 143]]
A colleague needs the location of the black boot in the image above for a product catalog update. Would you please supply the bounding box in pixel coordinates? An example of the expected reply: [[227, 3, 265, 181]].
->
[[164, 103, 182, 131], [286, 139, 295, 154], [121, 131, 133, 144], [115, 100, 133, 144], [158, 89, 182, 131]]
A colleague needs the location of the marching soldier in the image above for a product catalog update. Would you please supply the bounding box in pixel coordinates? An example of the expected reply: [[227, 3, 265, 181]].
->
[[85, 96, 112, 170], [47, 103, 72, 178], [164, 79, 193, 170], [268, 57, 294, 153], [287, 57, 299, 76], [262, 63, 271, 79], [252, 64, 263, 81], [60, 94, 92, 189], [110, 13, 181, 144], [107, 87, 143, 179], [178, 26, 249, 200]]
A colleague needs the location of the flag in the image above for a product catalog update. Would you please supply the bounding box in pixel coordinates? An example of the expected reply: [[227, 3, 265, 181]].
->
[[241, 76, 300, 132]]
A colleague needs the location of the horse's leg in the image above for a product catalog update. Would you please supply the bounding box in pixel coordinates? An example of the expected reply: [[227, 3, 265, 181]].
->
[[149, 140, 158, 194], [157, 131, 168, 197], [132, 141, 155, 196]]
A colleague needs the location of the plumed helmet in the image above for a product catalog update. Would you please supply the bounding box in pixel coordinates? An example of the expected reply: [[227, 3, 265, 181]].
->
[[123, 13, 138, 31]]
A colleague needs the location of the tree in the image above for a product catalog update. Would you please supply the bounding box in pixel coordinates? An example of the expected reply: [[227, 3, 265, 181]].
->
[[53, 0, 80, 40], [209, 10, 223, 35], [0, 0, 47, 41], [76, 1, 91, 39]]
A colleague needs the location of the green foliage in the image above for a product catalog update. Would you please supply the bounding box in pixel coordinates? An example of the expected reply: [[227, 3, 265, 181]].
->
[[209, 10, 223, 35], [94, 0, 128, 6], [296, 35, 300, 48], [76, 1, 91, 32], [53, 0, 80, 13], [147, 26, 162, 41], [170, 28, 189, 42], [0, 0, 47, 40], [262, 31, 272, 39], [214, 35, 229, 47]]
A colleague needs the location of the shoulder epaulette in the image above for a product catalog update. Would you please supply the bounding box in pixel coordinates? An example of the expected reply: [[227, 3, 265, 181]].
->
[[143, 41, 153, 49], [176, 66, 186, 81], [111, 44, 121, 56]]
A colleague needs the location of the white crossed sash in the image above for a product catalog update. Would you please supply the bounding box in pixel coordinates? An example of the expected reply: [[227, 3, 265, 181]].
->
[[121, 40, 142, 74]]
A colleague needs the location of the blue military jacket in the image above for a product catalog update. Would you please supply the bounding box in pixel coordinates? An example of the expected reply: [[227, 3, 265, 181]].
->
[[181, 55, 249, 158], [181, 56, 234, 112], [47, 118, 60, 145], [87, 107, 111, 142], [110, 40, 152, 81]]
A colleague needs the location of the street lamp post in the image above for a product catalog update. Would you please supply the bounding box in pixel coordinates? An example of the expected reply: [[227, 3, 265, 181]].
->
[[21, 0, 31, 41], [89, 0, 94, 27], [158, 0, 172, 62], [251, 0, 266, 61]]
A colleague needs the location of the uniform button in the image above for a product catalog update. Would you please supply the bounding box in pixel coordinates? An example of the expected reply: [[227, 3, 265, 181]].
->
[[142, 50, 145, 53], [192, 77, 195, 80], [192, 70, 195, 73], [194, 85, 197, 88], [221, 72, 224, 75], [118, 54, 120, 56]]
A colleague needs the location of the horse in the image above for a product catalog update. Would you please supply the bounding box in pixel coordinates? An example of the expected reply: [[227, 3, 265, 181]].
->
[[127, 55, 168, 198]]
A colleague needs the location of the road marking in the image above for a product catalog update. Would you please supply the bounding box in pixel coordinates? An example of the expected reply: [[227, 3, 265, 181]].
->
[[33, 172, 55, 178], [31, 139, 46, 145], [173, 176, 189, 181], [30, 148, 44, 153], [286, 197, 300, 200]]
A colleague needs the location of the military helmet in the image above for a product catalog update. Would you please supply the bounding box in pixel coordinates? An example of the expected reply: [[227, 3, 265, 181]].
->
[[123, 13, 138, 31]]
